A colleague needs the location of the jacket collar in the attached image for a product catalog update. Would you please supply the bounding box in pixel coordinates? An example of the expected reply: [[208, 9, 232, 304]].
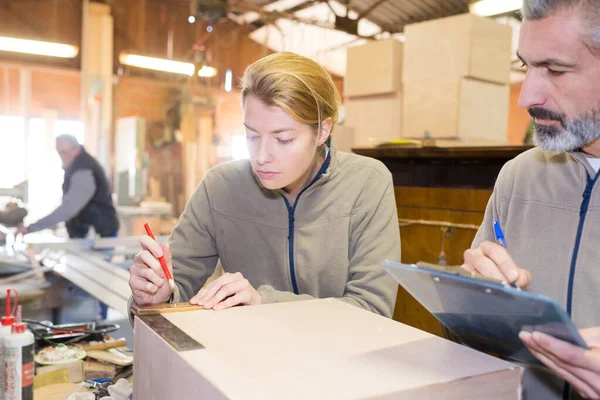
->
[[571, 151, 599, 178], [256, 147, 337, 198]]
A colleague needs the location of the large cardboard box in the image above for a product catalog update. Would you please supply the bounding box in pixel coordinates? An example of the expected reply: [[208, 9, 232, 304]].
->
[[331, 125, 355, 153], [345, 38, 403, 98], [402, 78, 509, 143], [344, 92, 403, 147], [403, 13, 512, 85], [134, 299, 522, 400]]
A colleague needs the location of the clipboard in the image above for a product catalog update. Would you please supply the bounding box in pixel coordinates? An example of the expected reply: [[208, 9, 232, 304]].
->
[[383, 260, 589, 365]]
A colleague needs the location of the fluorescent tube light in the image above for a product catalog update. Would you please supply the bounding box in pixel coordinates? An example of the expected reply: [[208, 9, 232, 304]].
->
[[224, 68, 233, 92], [470, 0, 523, 17], [198, 65, 217, 78], [0, 36, 79, 58], [119, 53, 217, 78]]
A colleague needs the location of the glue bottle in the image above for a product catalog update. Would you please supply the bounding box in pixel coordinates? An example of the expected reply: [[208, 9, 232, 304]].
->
[[4, 305, 34, 400], [0, 289, 16, 399]]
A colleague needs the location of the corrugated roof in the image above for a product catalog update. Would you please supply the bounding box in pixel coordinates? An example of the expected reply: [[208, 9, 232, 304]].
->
[[357, 0, 471, 33], [241, 0, 472, 34]]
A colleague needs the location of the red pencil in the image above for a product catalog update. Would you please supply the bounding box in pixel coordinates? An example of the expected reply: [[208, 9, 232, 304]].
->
[[143, 223, 175, 289]]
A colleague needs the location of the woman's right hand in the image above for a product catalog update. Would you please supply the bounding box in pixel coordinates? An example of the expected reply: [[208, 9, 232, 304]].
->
[[129, 236, 174, 305]]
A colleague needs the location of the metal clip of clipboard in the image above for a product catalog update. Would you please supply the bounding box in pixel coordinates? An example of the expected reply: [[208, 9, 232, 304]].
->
[[415, 262, 514, 286]]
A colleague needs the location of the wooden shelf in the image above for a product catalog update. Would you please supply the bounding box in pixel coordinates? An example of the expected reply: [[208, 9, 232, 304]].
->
[[353, 145, 532, 160]]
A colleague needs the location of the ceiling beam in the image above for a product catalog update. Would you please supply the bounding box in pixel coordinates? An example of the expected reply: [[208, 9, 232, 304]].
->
[[357, 0, 389, 20], [321, 0, 337, 16]]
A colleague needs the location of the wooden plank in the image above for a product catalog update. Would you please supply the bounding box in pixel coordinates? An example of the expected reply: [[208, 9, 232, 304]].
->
[[27, 243, 45, 283], [44, 251, 130, 316], [93, 235, 168, 249], [394, 186, 492, 211]]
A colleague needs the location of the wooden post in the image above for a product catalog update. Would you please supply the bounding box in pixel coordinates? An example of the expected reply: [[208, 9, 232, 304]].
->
[[81, 1, 114, 170]]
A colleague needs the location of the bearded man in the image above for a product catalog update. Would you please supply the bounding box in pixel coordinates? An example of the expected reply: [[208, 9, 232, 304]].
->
[[461, 0, 600, 399]]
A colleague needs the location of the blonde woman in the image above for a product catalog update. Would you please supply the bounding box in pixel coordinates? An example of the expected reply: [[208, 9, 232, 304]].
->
[[128, 52, 401, 317]]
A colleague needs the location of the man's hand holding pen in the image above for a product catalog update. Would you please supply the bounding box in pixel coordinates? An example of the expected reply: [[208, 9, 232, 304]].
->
[[461, 241, 532, 289]]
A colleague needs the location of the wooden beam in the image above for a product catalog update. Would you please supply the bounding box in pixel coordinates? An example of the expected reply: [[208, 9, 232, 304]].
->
[[321, 0, 337, 16], [357, 0, 389, 19]]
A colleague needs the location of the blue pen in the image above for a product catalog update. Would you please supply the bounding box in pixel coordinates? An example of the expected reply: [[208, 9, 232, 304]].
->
[[493, 220, 519, 288], [493, 220, 508, 248]]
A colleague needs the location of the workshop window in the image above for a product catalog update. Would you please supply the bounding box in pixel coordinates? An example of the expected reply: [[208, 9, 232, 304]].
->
[[0, 115, 84, 223]]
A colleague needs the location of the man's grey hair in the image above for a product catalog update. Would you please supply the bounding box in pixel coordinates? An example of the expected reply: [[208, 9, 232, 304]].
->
[[522, 0, 600, 55], [55, 134, 81, 148]]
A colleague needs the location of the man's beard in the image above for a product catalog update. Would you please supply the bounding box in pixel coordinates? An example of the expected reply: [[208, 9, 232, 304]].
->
[[530, 105, 600, 153]]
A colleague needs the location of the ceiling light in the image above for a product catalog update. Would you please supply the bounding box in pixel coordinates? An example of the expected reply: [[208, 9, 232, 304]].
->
[[198, 65, 217, 78], [0, 36, 78, 58], [469, 0, 523, 17], [224, 69, 232, 92], [119, 53, 218, 78], [188, 15, 196, 24]]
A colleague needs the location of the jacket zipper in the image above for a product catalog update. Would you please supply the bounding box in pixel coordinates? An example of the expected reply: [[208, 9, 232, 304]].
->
[[281, 152, 331, 295], [566, 171, 599, 316], [563, 170, 600, 400], [283, 197, 299, 294]]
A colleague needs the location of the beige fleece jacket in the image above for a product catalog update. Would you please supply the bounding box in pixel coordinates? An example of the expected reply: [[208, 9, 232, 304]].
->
[[166, 148, 400, 317], [473, 147, 600, 400]]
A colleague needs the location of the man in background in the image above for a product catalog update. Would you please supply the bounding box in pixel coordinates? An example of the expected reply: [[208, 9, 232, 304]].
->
[[18, 134, 119, 238]]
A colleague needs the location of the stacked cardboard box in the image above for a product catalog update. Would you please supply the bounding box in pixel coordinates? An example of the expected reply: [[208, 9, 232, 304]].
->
[[342, 39, 404, 148], [402, 13, 512, 144]]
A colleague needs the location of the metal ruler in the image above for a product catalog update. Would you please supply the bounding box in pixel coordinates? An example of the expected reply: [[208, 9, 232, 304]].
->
[[138, 313, 204, 352]]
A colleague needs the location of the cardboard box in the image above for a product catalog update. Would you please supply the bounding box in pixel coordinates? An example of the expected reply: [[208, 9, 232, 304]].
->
[[402, 78, 509, 143], [331, 125, 355, 153], [134, 299, 522, 400], [345, 39, 403, 98], [344, 92, 403, 147], [403, 13, 512, 85]]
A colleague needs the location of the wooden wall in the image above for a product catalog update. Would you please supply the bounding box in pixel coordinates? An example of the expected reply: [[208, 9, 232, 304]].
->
[[0, 63, 81, 119], [392, 186, 491, 336], [0, 0, 82, 70], [508, 82, 531, 145]]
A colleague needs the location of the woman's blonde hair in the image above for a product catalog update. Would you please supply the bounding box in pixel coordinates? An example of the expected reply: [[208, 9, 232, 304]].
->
[[240, 52, 341, 152]]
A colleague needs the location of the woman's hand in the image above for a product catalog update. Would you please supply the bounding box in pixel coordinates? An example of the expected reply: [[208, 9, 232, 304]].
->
[[129, 236, 173, 305], [190, 272, 262, 310]]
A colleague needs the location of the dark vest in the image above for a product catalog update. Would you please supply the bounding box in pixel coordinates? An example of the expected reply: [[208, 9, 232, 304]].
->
[[63, 148, 119, 238]]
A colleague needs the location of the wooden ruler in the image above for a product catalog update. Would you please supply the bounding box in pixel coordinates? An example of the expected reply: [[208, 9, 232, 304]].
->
[[131, 302, 205, 316]]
